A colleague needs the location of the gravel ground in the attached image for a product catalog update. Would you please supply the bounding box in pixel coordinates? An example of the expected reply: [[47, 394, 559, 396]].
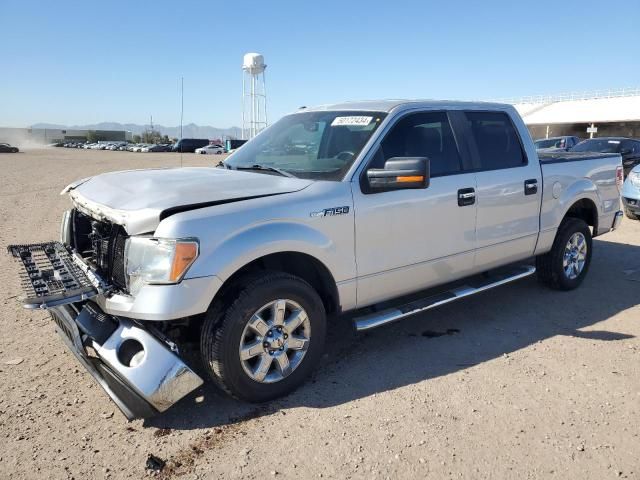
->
[[0, 148, 639, 480]]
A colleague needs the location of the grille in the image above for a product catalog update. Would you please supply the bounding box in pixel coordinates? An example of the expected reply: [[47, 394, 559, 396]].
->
[[7, 242, 98, 308], [8, 242, 95, 299], [111, 227, 127, 289], [72, 210, 128, 291]]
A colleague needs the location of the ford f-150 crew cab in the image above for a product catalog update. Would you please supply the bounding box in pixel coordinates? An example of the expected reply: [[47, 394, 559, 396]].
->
[[8, 100, 625, 420]]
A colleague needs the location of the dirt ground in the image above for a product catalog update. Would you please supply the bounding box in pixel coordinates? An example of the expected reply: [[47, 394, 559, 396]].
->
[[0, 148, 638, 480]]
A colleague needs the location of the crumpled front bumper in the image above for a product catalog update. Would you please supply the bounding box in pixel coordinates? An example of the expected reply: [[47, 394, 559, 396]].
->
[[6, 241, 204, 419], [50, 303, 203, 420]]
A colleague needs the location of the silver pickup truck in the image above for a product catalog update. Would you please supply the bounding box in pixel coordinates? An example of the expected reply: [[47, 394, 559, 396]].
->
[[8, 100, 624, 419]]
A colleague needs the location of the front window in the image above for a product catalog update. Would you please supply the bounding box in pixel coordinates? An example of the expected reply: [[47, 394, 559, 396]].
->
[[225, 111, 387, 180]]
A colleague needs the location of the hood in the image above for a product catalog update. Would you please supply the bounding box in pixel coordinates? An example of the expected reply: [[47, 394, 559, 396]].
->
[[67, 167, 312, 234]]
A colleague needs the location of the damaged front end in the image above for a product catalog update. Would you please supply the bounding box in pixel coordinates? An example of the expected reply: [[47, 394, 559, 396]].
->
[[7, 239, 203, 420]]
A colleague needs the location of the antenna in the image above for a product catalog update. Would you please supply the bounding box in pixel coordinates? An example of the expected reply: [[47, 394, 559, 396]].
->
[[180, 76, 184, 167], [242, 53, 268, 139]]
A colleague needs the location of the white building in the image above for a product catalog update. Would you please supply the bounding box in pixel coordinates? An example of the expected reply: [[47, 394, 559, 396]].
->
[[509, 88, 640, 140], [0, 127, 133, 146]]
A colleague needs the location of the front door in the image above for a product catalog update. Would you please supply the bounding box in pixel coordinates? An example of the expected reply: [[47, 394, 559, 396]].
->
[[352, 110, 478, 308]]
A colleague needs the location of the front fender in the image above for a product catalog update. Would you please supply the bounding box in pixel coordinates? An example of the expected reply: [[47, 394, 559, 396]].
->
[[185, 220, 347, 284]]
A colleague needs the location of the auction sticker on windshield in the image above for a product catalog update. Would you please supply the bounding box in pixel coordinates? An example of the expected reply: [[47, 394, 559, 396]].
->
[[331, 116, 373, 127]]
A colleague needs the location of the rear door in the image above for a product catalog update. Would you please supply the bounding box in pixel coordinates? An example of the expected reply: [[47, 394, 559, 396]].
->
[[460, 110, 542, 270]]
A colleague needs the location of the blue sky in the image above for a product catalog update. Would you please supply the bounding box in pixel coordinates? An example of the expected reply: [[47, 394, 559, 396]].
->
[[1, 0, 639, 128]]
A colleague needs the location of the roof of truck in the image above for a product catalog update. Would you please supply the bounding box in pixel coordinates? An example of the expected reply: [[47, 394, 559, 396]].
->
[[298, 99, 511, 113]]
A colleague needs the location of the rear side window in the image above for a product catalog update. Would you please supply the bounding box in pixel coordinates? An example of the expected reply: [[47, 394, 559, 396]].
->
[[464, 111, 526, 170], [373, 111, 462, 177]]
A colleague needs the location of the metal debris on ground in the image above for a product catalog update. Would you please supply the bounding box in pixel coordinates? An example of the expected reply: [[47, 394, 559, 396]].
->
[[145, 454, 166, 472]]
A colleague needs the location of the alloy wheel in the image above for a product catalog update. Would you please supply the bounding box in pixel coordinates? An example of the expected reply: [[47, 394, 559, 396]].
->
[[239, 299, 311, 383]]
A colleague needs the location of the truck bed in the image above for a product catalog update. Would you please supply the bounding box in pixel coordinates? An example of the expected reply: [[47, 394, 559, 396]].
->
[[536, 150, 622, 253]]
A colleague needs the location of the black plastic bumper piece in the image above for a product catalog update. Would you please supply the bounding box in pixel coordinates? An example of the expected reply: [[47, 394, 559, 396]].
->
[[7, 242, 98, 309], [75, 302, 118, 344]]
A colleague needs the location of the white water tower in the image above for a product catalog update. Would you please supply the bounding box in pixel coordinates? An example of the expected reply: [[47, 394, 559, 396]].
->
[[242, 52, 268, 139]]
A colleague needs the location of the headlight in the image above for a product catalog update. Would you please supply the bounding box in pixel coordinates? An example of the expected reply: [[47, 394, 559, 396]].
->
[[125, 237, 199, 295], [629, 171, 640, 188]]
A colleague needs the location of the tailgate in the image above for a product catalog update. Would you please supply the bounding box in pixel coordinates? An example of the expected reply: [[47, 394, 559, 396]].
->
[[7, 242, 99, 309]]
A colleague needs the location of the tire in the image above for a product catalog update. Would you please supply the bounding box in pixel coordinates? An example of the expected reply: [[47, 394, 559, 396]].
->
[[624, 207, 639, 220], [536, 217, 592, 290], [200, 271, 326, 402]]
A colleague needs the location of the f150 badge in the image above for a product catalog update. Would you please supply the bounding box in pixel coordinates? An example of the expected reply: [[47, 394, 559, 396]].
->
[[310, 206, 350, 218]]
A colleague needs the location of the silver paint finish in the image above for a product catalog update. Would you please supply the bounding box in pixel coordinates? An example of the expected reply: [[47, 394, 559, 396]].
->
[[154, 180, 357, 289], [534, 154, 621, 253], [95, 318, 203, 411], [355, 265, 536, 331], [60, 210, 72, 245], [70, 167, 312, 234], [352, 172, 478, 308], [62, 100, 622, 321], [95, 275, 223, 321]]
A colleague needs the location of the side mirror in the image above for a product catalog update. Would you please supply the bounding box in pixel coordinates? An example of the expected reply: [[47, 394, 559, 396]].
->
[[366, 157, 430, 191], [620, 148, 632, 155]]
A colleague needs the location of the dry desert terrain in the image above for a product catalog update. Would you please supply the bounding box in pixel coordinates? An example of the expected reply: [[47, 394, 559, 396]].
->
[[0, 148, 639, 479]]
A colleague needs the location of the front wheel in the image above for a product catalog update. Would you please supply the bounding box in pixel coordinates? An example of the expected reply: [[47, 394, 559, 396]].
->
[[624, 207, 639, 220], [200, 272, 326, 402], [536, 217, 592, 290]]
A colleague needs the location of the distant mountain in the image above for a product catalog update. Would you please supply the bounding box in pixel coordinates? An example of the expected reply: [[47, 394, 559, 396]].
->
[[31, 122, 242, 139]]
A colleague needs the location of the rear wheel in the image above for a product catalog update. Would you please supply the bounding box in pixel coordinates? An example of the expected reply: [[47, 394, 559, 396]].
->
[[200, 272, 326, 402], [536, 217, 592, 290]]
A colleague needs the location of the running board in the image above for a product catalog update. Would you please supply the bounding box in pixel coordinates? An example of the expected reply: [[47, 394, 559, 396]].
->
[[354, 265, 536, 331]]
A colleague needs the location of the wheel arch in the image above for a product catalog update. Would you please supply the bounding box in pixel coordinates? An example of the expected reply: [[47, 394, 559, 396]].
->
[[563, 197, 599, 234], [212, 251, 341, 316]]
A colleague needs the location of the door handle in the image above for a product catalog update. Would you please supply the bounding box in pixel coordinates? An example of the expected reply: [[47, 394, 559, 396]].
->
[[524, 179, 538, 195], [458, 188, 475, 206]]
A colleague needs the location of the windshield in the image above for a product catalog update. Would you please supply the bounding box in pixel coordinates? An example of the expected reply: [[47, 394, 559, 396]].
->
[[225, 111, 387, 180], [535, 138, 563, 149], [570, 139, 621, 153]]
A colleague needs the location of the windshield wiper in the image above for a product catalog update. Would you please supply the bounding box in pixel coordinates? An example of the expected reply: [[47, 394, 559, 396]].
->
[[236, 164, 297, 178]]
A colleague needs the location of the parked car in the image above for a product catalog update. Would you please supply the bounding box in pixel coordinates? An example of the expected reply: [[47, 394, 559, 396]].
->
[[132, 144, 149, 152], [621, 164, 640, 220], [225, 139, 248, 152], [195, 144, 225, 154], [570, 137, 640, 177], [534, 136, 581, 152], [0, 143, 19, 153], [142, 144, 169, 152], [172, 138, 209, 153], [7, 100, 624, 420]]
